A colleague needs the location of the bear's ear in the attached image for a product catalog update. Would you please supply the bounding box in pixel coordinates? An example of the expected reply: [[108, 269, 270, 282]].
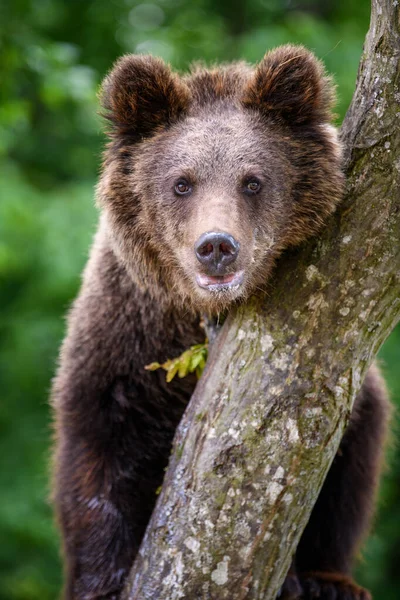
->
[[242, 45, 335, 125], [101, 55, 190, 139]]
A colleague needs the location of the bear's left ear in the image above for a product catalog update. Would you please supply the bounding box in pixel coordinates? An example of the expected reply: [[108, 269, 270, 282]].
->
[[101, 54, 190, 139], [242, 45, 335, 125]]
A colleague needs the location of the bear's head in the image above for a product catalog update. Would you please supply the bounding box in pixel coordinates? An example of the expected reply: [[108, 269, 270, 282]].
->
[[98, 46, 344, 314]]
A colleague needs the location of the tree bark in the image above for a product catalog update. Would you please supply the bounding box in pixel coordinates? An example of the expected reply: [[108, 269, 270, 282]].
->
[[123, 1, 400, 598]]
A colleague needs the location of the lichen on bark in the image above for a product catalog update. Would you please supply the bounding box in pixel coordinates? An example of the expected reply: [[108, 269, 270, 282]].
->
[[123, 1, 400, 598]]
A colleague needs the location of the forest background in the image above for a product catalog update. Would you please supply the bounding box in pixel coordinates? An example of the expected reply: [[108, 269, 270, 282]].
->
[[0, 0, 399, 598]]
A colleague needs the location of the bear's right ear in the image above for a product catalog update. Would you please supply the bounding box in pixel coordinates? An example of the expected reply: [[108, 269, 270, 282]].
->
[[101, 55, 190, 140]]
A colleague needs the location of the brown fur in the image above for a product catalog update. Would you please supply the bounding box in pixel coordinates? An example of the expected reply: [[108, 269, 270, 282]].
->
[[52, 46, 390, 599], [283, 571, 372, 600]]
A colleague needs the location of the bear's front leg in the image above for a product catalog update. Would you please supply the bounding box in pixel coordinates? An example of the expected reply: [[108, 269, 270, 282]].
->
[[54, 366, 186, 599], [55, 381, 148, 600], [52, 245, 198, 599], [54, 360, 192, 599]]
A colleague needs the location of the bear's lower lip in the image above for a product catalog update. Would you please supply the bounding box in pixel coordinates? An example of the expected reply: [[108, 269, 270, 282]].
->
[[196, 270, 244, 291]]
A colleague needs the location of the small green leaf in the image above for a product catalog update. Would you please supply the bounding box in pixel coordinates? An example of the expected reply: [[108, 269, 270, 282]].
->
[[162, 358, 175, 370], [166, 360, 180, 382], [144, 362, 161, 371], [190, 350, 205, 371], [178, 349, 192, 378], [145, 341, 209, 382]]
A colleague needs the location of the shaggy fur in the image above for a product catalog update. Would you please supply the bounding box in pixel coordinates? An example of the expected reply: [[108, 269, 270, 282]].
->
[[52, 46, 390, 599]]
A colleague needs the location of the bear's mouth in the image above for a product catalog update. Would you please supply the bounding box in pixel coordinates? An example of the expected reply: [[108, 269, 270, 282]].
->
[[195, 270, 244, 291]]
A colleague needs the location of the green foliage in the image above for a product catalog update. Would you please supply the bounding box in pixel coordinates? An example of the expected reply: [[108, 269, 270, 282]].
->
[[1, 0, 399, 598], [146, 342, 209, 381], [0, 164, 96, 599]]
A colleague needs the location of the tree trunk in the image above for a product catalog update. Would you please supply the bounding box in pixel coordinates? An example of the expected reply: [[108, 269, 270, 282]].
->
[[123, 1, 400, 598]]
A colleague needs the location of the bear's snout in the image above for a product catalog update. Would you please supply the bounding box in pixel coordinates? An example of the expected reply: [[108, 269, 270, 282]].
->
[[194, 231, 239, 274]]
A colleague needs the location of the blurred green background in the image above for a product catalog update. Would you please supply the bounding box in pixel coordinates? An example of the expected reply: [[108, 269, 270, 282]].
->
[[0, 0, 399, 598]]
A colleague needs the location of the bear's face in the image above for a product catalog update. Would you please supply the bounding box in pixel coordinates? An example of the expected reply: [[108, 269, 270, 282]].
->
[[131, 108, 294, 310], [98, 47, 343, 314]]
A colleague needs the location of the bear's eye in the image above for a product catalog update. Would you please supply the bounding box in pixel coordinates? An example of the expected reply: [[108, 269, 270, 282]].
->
[[244, 178, 262, 195], [174, 179, 192, 196]]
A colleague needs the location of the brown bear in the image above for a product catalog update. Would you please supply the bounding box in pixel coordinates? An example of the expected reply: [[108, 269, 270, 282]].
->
[[51, 45, 390, 600]]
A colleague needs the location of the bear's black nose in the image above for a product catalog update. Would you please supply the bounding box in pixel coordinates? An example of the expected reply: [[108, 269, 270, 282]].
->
[[195, 232, 240, 273]]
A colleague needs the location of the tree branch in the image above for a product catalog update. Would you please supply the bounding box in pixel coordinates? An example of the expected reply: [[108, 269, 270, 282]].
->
[[123, 1, 400, 598]]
